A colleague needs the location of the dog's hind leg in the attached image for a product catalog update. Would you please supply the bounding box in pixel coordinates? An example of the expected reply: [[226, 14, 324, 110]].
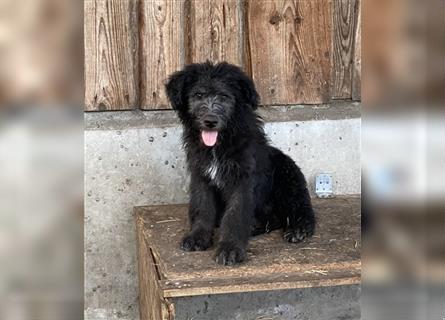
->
[[251, 205, 281, 236], [271, 149, 315, 243]]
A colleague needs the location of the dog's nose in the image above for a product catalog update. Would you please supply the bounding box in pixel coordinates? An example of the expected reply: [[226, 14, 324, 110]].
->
[[204, 119, 218, 129]]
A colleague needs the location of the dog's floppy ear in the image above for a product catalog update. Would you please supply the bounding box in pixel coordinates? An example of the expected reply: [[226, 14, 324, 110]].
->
[[238, 74, 260, 110], [165, 70, 188, 111]]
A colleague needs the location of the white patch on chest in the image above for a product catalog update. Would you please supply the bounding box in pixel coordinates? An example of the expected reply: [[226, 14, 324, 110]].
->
[[204, 150, 224, 188], [205, 159, 219, 180]]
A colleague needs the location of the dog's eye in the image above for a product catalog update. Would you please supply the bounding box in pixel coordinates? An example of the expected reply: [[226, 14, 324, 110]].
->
[[220, 94, 229, 100], [194, 92, 203, 98]]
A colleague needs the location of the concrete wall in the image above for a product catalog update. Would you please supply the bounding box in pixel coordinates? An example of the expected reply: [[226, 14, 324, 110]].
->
[[173, 285, 361, 320], [84, 103, 361, 320]]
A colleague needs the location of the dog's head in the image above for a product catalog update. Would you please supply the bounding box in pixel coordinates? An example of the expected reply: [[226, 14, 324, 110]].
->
[[165, 62, 259, 147]]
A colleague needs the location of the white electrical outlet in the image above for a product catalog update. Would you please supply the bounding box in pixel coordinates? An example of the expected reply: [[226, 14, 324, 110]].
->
[[315, 174, 334, 198]]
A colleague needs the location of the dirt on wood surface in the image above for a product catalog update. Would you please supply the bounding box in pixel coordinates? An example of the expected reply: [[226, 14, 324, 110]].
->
[[135, 196, 361, 298]]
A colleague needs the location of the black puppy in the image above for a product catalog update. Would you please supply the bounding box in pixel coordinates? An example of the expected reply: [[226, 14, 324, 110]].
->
[[165, 62, 315, 266]]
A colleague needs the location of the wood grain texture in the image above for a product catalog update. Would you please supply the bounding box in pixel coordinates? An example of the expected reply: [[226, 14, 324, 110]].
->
[[351, 0, 361, 101], [140, 0, 184, 110], [84, 0, 139, 111], [161, 268, 360, 297], [186, 0, 244, 66], [135, 197, 361, 298], [136, 212, 174, 320], [247, 0, 332, 105], [332, 0, 359, 99]]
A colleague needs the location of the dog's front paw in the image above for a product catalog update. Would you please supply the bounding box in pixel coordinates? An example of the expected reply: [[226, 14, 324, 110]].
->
[[215, 242, 246, 266], [180, 230, 213, 251]]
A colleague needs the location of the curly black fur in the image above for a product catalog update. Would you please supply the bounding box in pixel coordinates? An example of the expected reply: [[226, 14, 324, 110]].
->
[[165, 62, 315, 266]]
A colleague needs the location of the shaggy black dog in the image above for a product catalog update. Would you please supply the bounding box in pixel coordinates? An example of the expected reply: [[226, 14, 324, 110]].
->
[[165, 62, 315, 266]]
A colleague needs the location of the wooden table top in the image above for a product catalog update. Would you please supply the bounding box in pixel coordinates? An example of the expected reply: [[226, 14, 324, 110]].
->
[[135, 197, 361, 298]]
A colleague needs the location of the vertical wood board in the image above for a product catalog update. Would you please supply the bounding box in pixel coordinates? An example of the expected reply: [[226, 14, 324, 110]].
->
[[186, 0, 244, 66], [351, 0, 361, 101], [84, 0, 139, 111], [331, 0, 358, 99], [140, 0, 184, 110], [247, 0, 332, 105]]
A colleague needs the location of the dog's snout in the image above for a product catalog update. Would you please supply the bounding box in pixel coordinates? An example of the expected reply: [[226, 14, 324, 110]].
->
[[204, 118, 218, 129]]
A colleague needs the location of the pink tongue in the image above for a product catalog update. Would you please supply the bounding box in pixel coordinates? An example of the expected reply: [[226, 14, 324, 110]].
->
[[201, 131, 218, 147]]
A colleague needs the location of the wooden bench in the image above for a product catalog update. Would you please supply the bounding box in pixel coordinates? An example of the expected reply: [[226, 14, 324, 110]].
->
[[135, 197, 361, 320]]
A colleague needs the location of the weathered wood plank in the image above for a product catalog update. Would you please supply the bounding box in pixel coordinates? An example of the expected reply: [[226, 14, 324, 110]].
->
[[140, 0, 184, 110], [161, 267, 361, 297], [247, 0, 332, 105], [186, 0, 244, 66], [135, 197, 361, 298], [332, 0, 358, 99], [136, 212, 174, 320], [84, 0, 139, 111], [351, 0, 361, 101]]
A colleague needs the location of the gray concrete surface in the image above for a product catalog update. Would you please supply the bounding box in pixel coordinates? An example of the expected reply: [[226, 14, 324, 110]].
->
[[173, 285, 361, 320], [85, 106, 361, 320]]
